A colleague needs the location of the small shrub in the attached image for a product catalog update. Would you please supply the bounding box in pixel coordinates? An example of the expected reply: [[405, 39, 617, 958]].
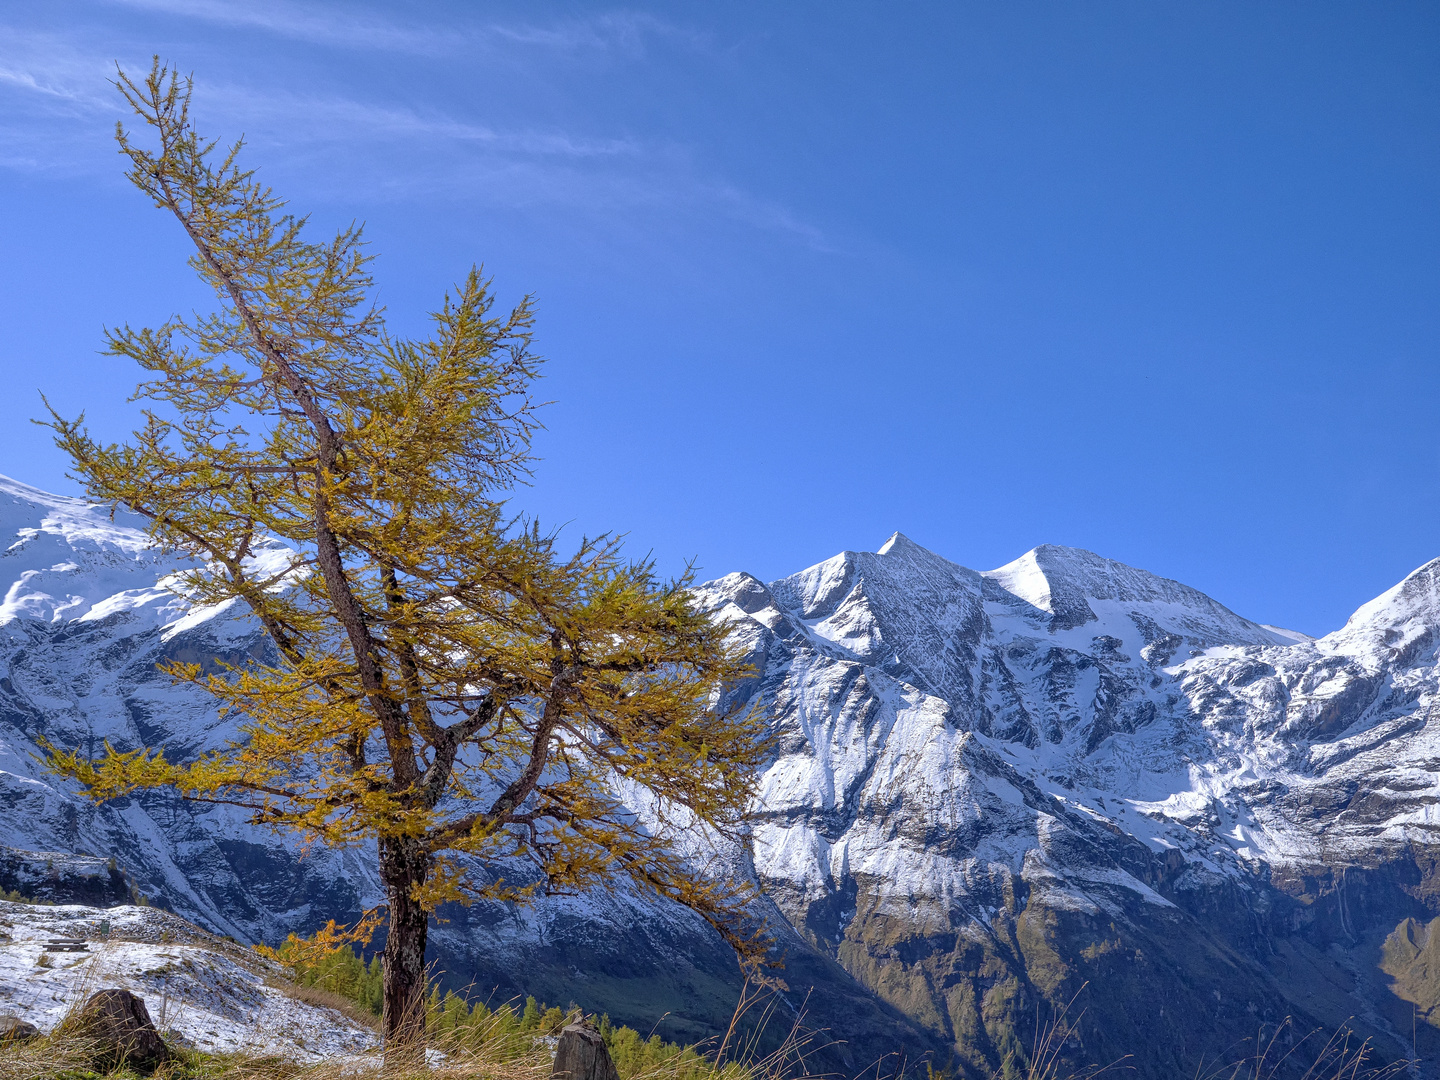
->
[[280, 943, 383, 1016], [0, 889, 51, 905], [263, 928, 785, 1080]]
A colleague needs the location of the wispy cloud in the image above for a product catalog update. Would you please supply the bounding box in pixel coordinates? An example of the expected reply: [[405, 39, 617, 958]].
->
[[211, 89, 827, 248], [101, 0, 704, 60], [0, 65, 94, 103], [0, 25, 639, 171], [0, 8, 823, 249], [704, 182, 832, 250], [101, 0, 457, 55], [0, 28, 141, 174], [485, 11, 709, 57], [212, 87, 639, 160], [0, 28, 124, 110]]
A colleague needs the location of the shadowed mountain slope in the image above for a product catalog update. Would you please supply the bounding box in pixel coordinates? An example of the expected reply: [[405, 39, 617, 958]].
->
[[2, 478, 1438, 1075]]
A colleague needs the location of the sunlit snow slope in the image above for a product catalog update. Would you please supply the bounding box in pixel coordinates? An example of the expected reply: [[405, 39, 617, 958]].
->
[[696, 532, 1440, 1077], [4, 475, 1440, 1077], [0, 475, 381, 941]]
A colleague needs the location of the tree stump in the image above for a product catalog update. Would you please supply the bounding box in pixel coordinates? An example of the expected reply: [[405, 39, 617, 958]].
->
[[62, 989, 171, 1073], [552, 1022, 621, 1080]]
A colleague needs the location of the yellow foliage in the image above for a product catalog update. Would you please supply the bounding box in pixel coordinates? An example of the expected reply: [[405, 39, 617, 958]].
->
[[254, 908, 386, 967], [40, 58, 774, 1042]]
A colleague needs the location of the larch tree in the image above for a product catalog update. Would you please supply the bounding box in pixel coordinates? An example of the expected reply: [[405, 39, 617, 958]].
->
[[42, 61, 770, 1047]]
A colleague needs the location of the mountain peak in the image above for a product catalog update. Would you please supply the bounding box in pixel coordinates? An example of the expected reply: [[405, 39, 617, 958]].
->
[[982, 546, 1101, 628], [1325, 556, 1440, 651], [877, 531, 922, 556], [982, 545, 1286, 643], [985, 544, 1211, 610]]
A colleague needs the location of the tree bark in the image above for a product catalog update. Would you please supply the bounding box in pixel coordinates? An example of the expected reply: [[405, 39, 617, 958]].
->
[[379, 835, 431, 1052]]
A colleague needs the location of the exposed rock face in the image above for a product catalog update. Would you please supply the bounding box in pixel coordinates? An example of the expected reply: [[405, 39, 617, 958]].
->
[[0, 846, 133, 905], [63, 989, 170, 1073], [688, 534, 1440, 1076], [1382, 916, 1440, 1022], [3, 474, 1440, 1074], [553, 1023, 620, 1080]]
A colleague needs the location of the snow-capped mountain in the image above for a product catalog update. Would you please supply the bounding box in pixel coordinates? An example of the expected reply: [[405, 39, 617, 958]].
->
[[0, 476, 929, 1068], [2, 474, 1438, 1077], [0, 476, 381, 941], [699, 533, 1440, 1076]]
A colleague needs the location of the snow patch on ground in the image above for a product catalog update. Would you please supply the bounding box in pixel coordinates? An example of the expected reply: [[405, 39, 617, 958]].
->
[[0, 901, 377, 1061]]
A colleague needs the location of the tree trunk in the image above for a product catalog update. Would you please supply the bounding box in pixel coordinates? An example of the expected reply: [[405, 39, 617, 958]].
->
[[379, 835, 431, 1053]]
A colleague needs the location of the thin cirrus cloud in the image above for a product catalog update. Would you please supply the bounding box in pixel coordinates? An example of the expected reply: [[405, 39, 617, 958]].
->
[[100, 0, 704, 60], [0, 29, 121, 110], [0, 8, 820, 246], [100, 0, 461, 55], [215, 88, 639, 160], [0, 31, 636, 163], [0, 28, 133, 170]]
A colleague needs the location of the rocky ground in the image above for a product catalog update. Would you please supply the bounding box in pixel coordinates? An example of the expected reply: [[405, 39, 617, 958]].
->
[[0, 900, 376, 1060]]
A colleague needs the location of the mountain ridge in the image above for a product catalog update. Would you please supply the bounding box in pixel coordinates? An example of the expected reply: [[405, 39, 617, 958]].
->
[[700, 531, 1440, 1074], [2, 475, 1439, 1075]]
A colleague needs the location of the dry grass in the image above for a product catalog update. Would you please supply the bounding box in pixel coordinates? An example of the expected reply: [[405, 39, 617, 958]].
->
[[1188, 1018, 1409, 1080], [263, 979, 380, 1035], [0, 1022, 756, 1080], [0, 975, 821, 1080], [0, 967, 1409, 1080], [977, 994, 1409, 1080], [997, 992, 1116, 1080], [0, 1033, 111, 1080]]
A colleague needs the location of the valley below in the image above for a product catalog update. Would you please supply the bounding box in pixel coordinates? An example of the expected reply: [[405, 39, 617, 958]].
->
[[2, 473, 1439, 1077]]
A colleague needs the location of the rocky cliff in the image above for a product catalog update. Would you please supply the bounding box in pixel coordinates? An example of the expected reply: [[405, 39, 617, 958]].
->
[[2, 474, 1438, 1075]]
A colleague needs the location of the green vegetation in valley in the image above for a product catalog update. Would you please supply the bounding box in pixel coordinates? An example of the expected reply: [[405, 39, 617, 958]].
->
[[1381, 915, 1440, 1026]]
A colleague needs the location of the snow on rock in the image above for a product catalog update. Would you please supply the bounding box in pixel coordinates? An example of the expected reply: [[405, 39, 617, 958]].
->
[[0, 474, 381, 948], [0, 901, 376, 1060], [0, 475, 192, 628], [982, 543, 1291, 645], [690, 536, 1440, 1073], [697, 534, 1440, 935], [8, 470, 1440, 1069]]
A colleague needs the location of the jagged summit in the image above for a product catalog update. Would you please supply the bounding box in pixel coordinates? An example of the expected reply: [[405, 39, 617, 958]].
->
[[8, 476, 1440, 1073], [876, 530, 925, 555], [702, 535, 1440, 1071], [984, 545, 1128, 610], [981, 543, 1286, 643], [1323, 555, 1440, 656], [771, 534, 1292, 649]]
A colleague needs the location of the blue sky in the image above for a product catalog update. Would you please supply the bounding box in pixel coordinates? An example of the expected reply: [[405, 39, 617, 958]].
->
[[2, 2, 1437, 636]]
